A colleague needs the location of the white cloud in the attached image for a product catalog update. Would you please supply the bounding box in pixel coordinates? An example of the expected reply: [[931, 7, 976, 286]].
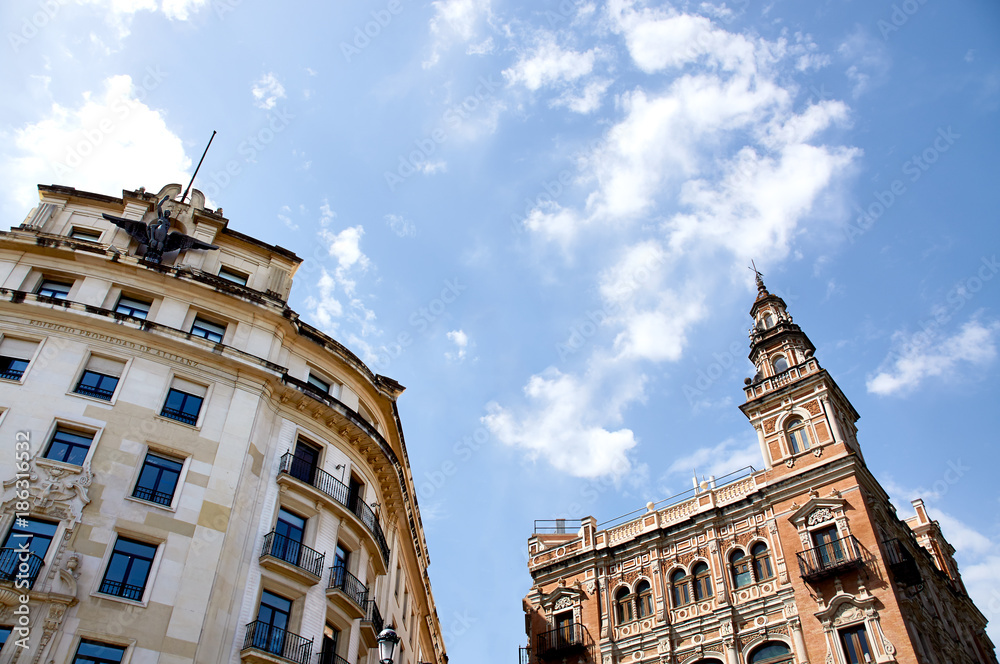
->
[[504, 38, 598, 91], [867, 317, 1000, 396], [0, 74, 190, 214], [446, 329, 469, 362], [72, 0, 207, 37], [385, 214, 416, 237], [278, 205, 298, 231], [551, 78, 612, 114], [838, 28, 890, 98], [483, 362, 645, 479], [424, 0, 491, 68], [665, 436, 762, 482], [251, 73, 286, 110]]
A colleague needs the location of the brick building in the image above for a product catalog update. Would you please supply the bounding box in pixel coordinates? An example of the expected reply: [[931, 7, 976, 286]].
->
[[522, 273, 996, 664], [0, 184, 446, 664]]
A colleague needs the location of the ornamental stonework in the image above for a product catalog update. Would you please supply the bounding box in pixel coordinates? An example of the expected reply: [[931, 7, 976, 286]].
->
[[763, 416, 778, 434], [804, 400, 822, 416]]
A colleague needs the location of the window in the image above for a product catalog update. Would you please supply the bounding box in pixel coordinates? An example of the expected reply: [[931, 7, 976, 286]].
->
[[394, 563, 402, 597], [132, 452, 184, 506], [37, 279, 72, 299], [812, 525, 845, 567], [218, 266, 250, 286], [752, 542, 773, 581], [670, 569, 690, 607], [271, 508, 306, 566], [74, 356, 125, 401], [72, 639, 127, 664], [748, 642, 793, 664], [307, 372, 331, 394], [635, 580, 653, 618], [332, 543, 351, 586], [251, 590, 293, 655], [730, 550, 752, 588], [554, 612, 573, 648], [771, 356, 788, 373], [115, 294, 151, 319], [0, 626, 10, 649], [786, 417, 811, 454], [763, 314, 775, 328], [190, 315, 226, 343], [160, 378, 207, 426], [321, 623, 340, 664], [44, 426, 94, 465], [402, 587, 409, 623], [70, 227, 102, 242], [839, 625, 873, 664], [0, 517, 57, 586], [0, 337, 37, 381], [98, 536, 157, 601], [289, 439, 321, 484], [693, 562, 713, 600]]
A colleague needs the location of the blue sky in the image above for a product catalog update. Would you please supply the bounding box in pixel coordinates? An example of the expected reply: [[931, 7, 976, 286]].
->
[[2, 0, 999, 659]]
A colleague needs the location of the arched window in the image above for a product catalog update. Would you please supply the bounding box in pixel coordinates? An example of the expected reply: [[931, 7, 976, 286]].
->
[[670, 569, 690, 607], [772, 356, 788, 373], [764, 314, 775, 328], [748, 641, 793, 664], [730, 550, 752, 588], [635, 580, 653, 618], [786, 417, 811, 454], [752, 542, 773, 581], [614, 586, 633, 623], [693, 562, 712, 600]]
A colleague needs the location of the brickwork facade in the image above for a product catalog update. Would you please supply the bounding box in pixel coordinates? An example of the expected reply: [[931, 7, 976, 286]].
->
[[521, 275, 995, 664]]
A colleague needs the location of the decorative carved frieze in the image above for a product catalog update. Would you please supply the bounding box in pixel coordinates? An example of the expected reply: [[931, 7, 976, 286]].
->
[[807, 508, 834, 526]]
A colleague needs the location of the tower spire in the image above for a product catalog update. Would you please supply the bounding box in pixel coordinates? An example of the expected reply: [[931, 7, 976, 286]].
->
[[749, 260, 768, 298]]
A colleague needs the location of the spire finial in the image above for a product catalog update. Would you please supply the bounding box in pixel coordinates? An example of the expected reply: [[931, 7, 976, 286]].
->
[[749, 260, 767, 296]]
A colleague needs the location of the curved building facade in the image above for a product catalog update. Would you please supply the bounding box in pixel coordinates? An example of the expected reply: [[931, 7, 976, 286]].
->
[[0, 184, 446, 664]]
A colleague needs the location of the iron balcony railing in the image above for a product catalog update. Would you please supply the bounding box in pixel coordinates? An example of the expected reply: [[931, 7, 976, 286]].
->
[[320, 651, 351, 664], [260, 531, 325, 579], [329, 564, 368, 607], [535, 623, 592, 660], [74, 382, 115, 400], [797, 535, 870, 581], [882, 538, 923, 587], [242, 621, 313, 664], [131, 485, 173, 506], [98, 578, 144, 601], [160, 406, 198, 426], [361, 598, 384, 633], [278, 452, 390, 565], [0, 367, 25, 381], [0, 548, 44, 589]]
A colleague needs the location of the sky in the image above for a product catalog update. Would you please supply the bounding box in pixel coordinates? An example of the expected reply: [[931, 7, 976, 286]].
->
[[2, 0, 999, 659]]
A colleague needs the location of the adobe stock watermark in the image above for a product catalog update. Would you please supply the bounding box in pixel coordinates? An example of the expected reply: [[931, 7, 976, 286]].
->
[[7, 0, 69, 53], [199, 108, 295, 200], [340, 0, 405, 63], [52, 66, 168, 179], [384, 75, 501, 191], [877, 0, 932, 40], [367, 277, 467, 373], [844, 126, 959, 243]]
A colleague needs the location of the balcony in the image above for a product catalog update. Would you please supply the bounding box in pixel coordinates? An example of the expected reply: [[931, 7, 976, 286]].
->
[[359, 598, 384, 649], [797, 535, 871, 582], [0, 548, 44, 589], [241, 621, 313, 664], [535, 624, 592, 661], [320, 651, 351, 664], [277, 453, 390, 569], [883, 538, 923, 588], [327, 564, 368, 619], [259, 531, 324, 585]]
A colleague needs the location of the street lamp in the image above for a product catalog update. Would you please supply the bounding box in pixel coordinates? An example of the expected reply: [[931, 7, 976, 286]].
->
[[377, 626, 400, 664]]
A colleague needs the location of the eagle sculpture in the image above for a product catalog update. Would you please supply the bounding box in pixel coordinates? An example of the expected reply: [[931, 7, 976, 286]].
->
[[102, 196, 218, 264]]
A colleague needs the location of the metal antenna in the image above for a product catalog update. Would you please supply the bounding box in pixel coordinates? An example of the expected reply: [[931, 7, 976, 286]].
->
[[180, 130, 217, 204]]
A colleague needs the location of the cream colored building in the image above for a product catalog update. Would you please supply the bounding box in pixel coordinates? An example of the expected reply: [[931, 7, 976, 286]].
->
[[0, 184, 447, 664]]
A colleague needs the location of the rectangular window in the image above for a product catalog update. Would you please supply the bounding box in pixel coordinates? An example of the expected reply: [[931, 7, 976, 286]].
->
[[190, 315, 226, 343], [160, 378, 207, 426], [839, 624, 873, 664], [37, 279, 72, 299], [99, 536, 157, 601], [132, 452, 184, 506], [402, 588, 409, 624], [218, 266, 249, 286], [0, 626, 10, 648], [0, 517, 57, 587], [812, 525, 845, 567], [321, 623, 340, 664], [45, 427, 94, 465], [0, 337, 38, 381], [307, 372, 331, 394], [252, 590, 293, 655], [74, 356, 125, 401], [115, 295, 151, 319], [72, 639, 127, 664], [394, 563, 402, 597], [289, 438, 321, 485], [271, 508, 306, 566], [70, 227, 102, 242]]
